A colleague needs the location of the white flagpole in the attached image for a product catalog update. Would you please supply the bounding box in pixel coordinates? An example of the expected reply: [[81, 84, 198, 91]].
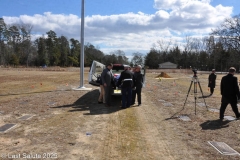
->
[[73, 0, 91, 90], [80, 0, 85, 88]]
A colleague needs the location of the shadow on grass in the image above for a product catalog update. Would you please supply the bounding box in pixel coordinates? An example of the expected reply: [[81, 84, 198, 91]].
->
[[200, 120, 231, 130], [164, 106, 185, 121], [51, 89, 123, 115], [198, 94, 213, 99]]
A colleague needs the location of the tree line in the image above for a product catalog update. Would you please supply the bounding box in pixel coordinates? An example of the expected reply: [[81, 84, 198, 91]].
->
[[145, 14, 240, 71], [0, 18, 129, 67], [0, 14, 240, 71]]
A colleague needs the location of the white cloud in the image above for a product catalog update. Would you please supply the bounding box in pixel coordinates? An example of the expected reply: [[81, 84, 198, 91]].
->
[[154, 0, 211, 10], [155, 10, 170, 19], [3, 0, 233, 56], [154, 0, 190, 10]]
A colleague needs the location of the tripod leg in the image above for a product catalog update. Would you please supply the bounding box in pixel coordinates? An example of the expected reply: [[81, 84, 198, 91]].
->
[[198, 81, 208, 109], [194, 81, 197, 115], [183, 81, 193, 109], [195, 96, 197, 115], [169, 80, 193, 119]]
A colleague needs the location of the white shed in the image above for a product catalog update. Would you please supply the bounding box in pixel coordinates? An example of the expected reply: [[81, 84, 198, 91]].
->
[[159, 62, 177, 69]]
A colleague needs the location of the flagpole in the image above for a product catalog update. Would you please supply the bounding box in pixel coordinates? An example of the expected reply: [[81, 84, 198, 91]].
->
[[73, 0, 92, 91], [80, 0, 85, 88]]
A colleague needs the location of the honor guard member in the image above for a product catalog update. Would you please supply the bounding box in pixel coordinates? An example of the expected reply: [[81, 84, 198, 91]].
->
[[208, 69, 217, 95], [220, 67, 240, 120], [117, 65, 135, 109], [132, 65, 144, 106]]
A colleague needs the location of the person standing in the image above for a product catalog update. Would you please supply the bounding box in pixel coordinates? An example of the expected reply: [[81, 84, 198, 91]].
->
[[131, 66, 136, 105], [132, 65, 143, 106], [208, 69, 217, 95], [101, 63, 114, 107], [219, 67, 240, 120], [117, 66, 135, 109]]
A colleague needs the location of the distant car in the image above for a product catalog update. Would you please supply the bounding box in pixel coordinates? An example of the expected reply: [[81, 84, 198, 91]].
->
[[88, 61, 145, 95]]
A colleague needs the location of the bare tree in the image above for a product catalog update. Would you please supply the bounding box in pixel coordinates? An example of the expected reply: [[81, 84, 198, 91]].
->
[[155, 38, 173, 53], [131, 52, 144, 67], [18, 23, 33, 67], [211, 14, 240, 52], [183, 35, 195, 54], [190, 37, 207, 53], [110, 50, 129, 64]]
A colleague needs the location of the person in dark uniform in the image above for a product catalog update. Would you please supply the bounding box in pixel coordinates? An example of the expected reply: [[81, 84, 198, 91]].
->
[[208, 69, 217, 95], [220, 67, 240, 121], [101, 63, 114, 107], [117, 65, 135, 109], [132, 65, 143, 106]]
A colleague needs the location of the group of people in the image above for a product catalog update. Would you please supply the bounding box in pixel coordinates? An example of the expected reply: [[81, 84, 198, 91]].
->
[[98, 63, 143, 109], [208, 67, 240, 121], [98, 63, 240, 120]]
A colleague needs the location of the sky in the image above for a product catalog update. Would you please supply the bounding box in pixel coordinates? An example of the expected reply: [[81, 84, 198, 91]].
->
[[1, 0, 240, 59]]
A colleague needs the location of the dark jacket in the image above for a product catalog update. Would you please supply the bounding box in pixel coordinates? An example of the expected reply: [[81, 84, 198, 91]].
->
[[220, 74, 240, 103], [208, 73, 217, 88], [99, 75, 103, 85], [117, 69, 135, 88], [134, 71, 143, 88], [101, 68, 114, 86]]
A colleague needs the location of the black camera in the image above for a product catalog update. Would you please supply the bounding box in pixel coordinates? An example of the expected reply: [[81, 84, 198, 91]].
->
[[192, 69, 197, 74]]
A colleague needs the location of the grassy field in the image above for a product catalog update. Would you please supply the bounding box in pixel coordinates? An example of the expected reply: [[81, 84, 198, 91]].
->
[[0, 68, 91, 102], [1, 68, 240, 159]]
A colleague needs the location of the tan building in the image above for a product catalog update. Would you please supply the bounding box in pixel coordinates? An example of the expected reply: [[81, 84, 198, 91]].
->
[[158, 62, 177, 69]]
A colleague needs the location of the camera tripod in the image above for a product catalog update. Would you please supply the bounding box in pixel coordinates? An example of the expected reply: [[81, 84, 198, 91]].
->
[[183, 73, 208, 115]]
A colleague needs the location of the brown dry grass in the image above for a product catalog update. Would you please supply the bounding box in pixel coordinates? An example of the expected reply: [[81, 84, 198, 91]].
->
[[145, 72, 240, 159], [0, 68, 89, 102], [1, 68, 240, 160]]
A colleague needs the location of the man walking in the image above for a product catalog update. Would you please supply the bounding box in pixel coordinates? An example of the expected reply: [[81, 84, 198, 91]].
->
[[132, 65, 143, 106], [117, 65, 135, 109], [208, 69, 217, 95], [101, 63, 114, 107], [220, 67, 240, 120]]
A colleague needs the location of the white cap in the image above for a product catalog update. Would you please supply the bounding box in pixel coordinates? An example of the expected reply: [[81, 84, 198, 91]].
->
[[137, 65, 142, 69]]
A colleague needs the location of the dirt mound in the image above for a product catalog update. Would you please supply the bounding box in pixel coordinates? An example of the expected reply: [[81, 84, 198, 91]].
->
[[155, 72, 171, 78]]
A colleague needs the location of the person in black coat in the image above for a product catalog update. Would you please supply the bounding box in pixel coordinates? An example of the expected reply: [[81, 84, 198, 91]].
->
[[132, 65, 143, 106], [208, 69, 217, 95], [117, 66, 135, 109], [220, 67, 240, 120]]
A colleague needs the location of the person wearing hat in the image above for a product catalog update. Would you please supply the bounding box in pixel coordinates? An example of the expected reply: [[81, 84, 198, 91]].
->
[[208, 69, 217, 95], [219, 67, 240, 121], [132, 65, 144, 106], [117, 65, 135, 109]]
